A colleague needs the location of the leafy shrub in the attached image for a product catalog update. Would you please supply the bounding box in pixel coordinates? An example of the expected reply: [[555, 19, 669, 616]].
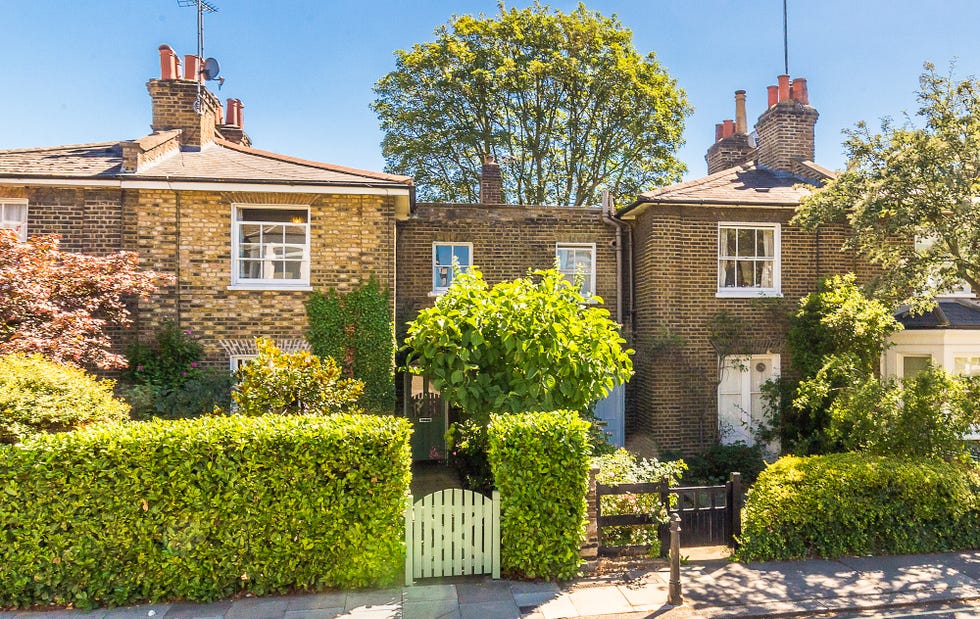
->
[[684, 441, 767, 485], [233, 338, 363, 415], [0, 413, 412, 607], [0, 353, 128, 444], [488, 411, 591, 579], [593, 449, 686, 555], [123, 324, 232, 419], [446, 418, 493, 494], [829, 366, 980, 462], [307, 277, 396, 413], [738, 452, 980, 561]]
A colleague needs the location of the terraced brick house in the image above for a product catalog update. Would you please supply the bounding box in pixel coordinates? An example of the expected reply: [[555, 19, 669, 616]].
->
[[0, 45, 413, 369]]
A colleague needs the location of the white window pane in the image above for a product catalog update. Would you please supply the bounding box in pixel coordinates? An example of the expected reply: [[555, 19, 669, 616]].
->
[[954, 356, 980, 376], [720, 260, 736, 287], [737, 260, 753, 287], [757, 230, 774, 257], [722, 229, 737, 256], [737, 229, 754, 257], [434, 264, 451, 289], [903, 356, 931, 377], [757, 261, 774, 288]]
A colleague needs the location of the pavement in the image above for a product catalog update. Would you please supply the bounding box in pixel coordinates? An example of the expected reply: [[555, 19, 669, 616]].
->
[[3, 550, 979, 619]]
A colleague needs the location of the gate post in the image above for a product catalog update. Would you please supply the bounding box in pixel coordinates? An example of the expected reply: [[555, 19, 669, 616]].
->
[[581, 465, 599, 559], [729, 472, 742, 549], [668, 513, 683, 605]]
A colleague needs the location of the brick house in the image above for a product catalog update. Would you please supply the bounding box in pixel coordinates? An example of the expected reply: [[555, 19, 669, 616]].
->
[[617, 74, 876, 455], [0, 46, 882, 455], [0, 45, 413, 367]]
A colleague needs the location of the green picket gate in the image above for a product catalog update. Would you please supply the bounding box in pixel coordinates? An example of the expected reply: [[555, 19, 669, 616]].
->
[[404, 489, 500, 585]]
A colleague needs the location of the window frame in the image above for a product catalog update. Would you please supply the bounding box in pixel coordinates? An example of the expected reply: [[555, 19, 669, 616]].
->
[[431, 241, 473, 295], [556, 242, 597, 298], [0, 198, 28, 241], [716, 222, 781, 298], [229, 204, 311, 290], [899, 353, 932, 379], [229, 354, 257, 372]]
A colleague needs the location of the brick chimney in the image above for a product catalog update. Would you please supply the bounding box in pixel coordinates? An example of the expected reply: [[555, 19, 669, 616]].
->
[[479, 155, 503, 204], [754, 74, 819, 176], [217, 98, 252, 147], [705, 90, 756, 174], [146, 44, 224, 148]]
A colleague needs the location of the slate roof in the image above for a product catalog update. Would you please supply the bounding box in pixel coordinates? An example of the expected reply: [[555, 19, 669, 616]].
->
[[0, 137, 411, 188], [896, 298, 980, 330], [618, 162, 827, 218]]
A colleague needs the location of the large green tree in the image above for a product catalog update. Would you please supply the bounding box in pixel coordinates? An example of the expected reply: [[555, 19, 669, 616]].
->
[[794, 63, 980, 312], [372, 3, 690, 206], [403, 267, 633, 421]]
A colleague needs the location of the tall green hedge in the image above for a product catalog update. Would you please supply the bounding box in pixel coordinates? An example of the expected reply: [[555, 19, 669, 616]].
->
[[0, 414, 412, 608], [306, 277, 395, 413], [738, 452, 980, 561], [487, 411, 591, 579]]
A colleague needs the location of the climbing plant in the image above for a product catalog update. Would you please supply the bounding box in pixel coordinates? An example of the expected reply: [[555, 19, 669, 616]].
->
[[306, 277, 395, 413]]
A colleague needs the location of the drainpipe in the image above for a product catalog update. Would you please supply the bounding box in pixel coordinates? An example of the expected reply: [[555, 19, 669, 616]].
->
[[601, 189, 630, 327]]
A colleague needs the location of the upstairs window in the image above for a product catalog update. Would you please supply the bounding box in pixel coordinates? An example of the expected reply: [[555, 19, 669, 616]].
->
[[0, 199, 28, 241], [717, 223, 780, 297], [432, 242, 472, 293], [232, 206, 310, 288], [556, 243, 596, 297]]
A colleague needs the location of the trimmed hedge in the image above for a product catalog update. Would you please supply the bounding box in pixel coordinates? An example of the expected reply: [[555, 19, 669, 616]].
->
[[738, 452, 980, 561], [488, 411, 591, 579], [0, 414, 412, 608], [0, 353, 129, 444]]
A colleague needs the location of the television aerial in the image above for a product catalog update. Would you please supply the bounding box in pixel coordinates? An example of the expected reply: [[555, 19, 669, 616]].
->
[[177, 0, 222, 113]]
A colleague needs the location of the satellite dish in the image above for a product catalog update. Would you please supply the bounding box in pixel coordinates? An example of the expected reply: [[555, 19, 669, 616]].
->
[[202, 57, 220, 80]]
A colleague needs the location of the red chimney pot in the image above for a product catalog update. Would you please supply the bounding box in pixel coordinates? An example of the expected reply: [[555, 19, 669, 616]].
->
[[715, 123, 724, 142], [722, 119, 735, 138], [184, 55, 201, 82], [792, 78, 809, 105], [777, 74, 790, 102], [158, 45, 178, 80], [767, 85, 778, 107]]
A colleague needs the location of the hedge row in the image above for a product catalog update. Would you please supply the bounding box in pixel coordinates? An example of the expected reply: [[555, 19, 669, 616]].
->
[[487, 411, 591, 579], [0, 414, 412, 608], [737, 452, 980, 561]]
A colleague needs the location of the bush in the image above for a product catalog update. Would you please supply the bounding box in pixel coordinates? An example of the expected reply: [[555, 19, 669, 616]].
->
[[233, 338, 363, 416], [0, 413, 412, 607], [446, 419, 493, 494], [0, 353, 129, 444], [829, 366, 980, 462], [307, 278, 396, 413], [684, 442, 767, 485], [593, 449, 686, 555], [123, 324, 232, 419], [488, 411, 591, 579], [737, 452, 980, 561]]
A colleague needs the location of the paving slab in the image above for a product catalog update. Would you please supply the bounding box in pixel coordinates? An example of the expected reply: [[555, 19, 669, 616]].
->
[[282, 609, 342, 619], [285, 593, 346, 612], [225, 598, 288, 619], [102, 605, 172, 619], [342, 591, 401, 613], [616, 580, 669, 610], [531, 594, 578, 619], [163, 601, 232, 619], [457, 600, 519, 619], [337, 604, 399, 618], [400, 599, 458, 618], [564, 586, 633, 616], [455, 581, 514, 604], [404, 584, 456, 602]]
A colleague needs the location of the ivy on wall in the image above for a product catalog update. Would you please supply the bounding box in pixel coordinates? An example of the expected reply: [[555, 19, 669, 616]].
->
[[306, 277, 395, 413]]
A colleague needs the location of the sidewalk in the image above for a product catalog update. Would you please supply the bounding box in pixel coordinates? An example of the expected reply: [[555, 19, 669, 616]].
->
[[3, 551, 978, 619]]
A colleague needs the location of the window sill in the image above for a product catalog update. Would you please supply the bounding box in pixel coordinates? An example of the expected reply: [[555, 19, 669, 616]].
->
[[428, 290, 447, 297], [715, 289, 782, 299], [227, 284, 313, 292]]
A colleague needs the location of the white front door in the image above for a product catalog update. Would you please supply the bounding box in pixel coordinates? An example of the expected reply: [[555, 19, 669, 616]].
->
[[718, 354, 779, 446]]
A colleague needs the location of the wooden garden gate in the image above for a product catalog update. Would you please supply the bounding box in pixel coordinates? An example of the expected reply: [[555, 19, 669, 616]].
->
[[404, 489, 500, 585]]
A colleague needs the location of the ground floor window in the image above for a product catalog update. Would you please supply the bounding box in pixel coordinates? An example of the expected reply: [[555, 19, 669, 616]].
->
[[718, 354, 779, 446]]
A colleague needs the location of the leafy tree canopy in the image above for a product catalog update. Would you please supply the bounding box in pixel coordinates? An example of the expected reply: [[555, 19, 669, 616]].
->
[[372, 2, 690, 206], [403, 267, 633, 422], [795, 63, 980, 312], [0, 230, 170, 369]]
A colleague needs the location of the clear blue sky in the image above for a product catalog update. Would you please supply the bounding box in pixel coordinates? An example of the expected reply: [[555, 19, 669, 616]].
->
[[2, 1, 979, 186]]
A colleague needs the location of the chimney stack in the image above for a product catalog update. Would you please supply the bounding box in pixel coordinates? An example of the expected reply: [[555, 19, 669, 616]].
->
[[705, 90, 756, 174], [754, 73, 819, 176], [479, 155, 503, 204], [147, 44, 223, 148]]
